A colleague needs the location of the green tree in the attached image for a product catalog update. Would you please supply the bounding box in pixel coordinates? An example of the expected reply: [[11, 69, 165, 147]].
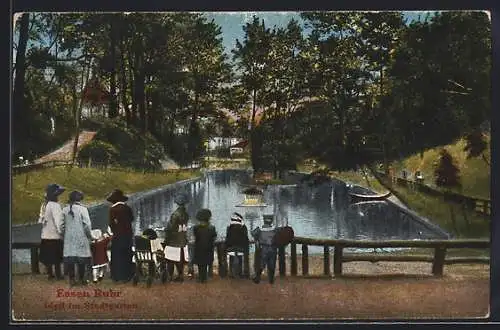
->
[[232, 16, 272, 171]]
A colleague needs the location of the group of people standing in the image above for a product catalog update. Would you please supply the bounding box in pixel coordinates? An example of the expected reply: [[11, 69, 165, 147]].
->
[[163, 194, 237, 283], [166, 193, 281, 284], [38, 183, 286, 286], [38, 184, 135, 285]]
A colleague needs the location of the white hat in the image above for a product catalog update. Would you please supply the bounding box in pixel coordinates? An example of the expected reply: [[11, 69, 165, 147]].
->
[[230, 212, 244, 222], [91, 229, 102, 240]]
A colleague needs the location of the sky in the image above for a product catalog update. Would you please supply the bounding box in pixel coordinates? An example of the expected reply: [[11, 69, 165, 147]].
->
[[202, 11, 436, 57]]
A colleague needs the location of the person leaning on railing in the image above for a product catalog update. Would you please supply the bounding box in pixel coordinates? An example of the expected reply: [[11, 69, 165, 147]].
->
[[106, 189, 135, 283], [38, 183, 66, 281], [251, 215, 278, 285], [225, 212, 249, 279], [62, 191, 93, 286], [193, 209, 217, 283]]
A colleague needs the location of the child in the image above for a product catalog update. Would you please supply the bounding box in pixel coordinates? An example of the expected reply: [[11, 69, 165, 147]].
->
[[91, 229, 113, 283], [186, 222, 197, 278], [193, 209, 217, 283], [225, 212, 249, 278], [251, 215, 278, 284]]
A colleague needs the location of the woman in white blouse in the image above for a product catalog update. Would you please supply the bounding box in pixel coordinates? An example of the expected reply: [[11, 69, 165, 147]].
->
[[38, 183, 66, 280]]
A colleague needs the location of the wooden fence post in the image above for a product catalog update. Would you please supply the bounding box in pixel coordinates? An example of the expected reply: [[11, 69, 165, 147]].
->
[[334, 245, 343, 276], [254, 245, 261, 277], [301, 244, 309, 276], [217, 243, 227, 278], [31, 247, 40, 274], [243, 244, 250, 278], [323, 245, 331, 276], [432, 247, 447, 276], [290, 242, 297, 276], [278, 246, 286, 277]]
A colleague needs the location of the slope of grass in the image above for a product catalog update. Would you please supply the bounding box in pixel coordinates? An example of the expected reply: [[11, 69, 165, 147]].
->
[[297, 162, 490, 239], [392, 135, 490, 200], [385, 182, 490, 239], [12, 167, 200, 225]]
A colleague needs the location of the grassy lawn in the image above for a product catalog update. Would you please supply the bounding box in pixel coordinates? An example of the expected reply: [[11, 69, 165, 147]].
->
[[384, 183, 490, 239], [391, 135, 490, 200], [204, 157, 250, 169], [12, 166, 200, 225], [297, 162, 490, 239]]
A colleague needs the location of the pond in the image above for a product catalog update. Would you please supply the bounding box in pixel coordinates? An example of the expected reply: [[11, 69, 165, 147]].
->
[[102, 169, 448, 241], [12, 169, 450, 263]]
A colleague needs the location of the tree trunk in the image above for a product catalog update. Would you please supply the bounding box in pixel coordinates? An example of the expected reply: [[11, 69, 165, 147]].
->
[[189, 90, 199, 163], [481, 153, 490, 166], [108, 22, 118, 118], [360, 166, 372, 188], [13, 13, 31, 155], [146, 88, 155, 136], [134, 47, 146, 133], [127, 48, 137, 127], [71, 60, 92, 166], [119, 35, 131, 126], [250, 89, 258, 172]]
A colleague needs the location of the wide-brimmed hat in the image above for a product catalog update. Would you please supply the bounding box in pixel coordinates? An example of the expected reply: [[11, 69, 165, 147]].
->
[[68, 190, 84, 203], [106, 189, 128, 203], [174, 193, 189, 205], [91, 229, 102, 240], [46, 183, 65, 198], [196, 209, 212, 222], [263, 214, 274, 224]]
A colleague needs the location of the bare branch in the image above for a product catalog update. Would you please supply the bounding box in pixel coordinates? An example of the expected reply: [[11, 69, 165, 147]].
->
[[442, 89, 470, 96], [447, 79, 472, 91]]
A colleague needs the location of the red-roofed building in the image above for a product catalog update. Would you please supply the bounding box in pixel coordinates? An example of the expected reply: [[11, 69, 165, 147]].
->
[[230, 140, 249, 156]]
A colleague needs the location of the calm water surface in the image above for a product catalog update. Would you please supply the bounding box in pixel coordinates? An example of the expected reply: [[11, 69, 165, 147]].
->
[[13, 169, 449, 262]]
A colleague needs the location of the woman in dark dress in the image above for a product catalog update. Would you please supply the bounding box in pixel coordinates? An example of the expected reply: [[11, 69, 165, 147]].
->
[[106, 189, 134, 283], [193, 209, 217, 283]]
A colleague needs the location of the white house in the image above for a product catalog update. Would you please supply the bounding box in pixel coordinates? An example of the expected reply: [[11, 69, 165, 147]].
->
[[207, 137, 242, 150]]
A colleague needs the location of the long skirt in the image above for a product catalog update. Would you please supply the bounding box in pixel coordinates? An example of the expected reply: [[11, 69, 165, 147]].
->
[[110, 235, 134, 282], [39, 239, 63, 266]]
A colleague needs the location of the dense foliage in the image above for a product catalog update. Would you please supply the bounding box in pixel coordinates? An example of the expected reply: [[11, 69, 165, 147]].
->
[[13, 12, 491, 175]]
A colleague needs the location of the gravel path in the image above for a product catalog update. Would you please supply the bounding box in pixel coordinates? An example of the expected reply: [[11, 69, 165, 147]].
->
[[34, 131, 97, 163], [11, 261, 489, 320]]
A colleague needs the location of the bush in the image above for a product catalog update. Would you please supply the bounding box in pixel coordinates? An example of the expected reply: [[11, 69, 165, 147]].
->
[[78, 140, 119, 164], [434, 148, 461, 189], [88, 119, 164, 171]]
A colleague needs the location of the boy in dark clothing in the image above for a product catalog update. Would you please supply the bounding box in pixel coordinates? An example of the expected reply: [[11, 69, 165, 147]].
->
[[251, 215, 278, 284], [225, 212, 249, 278], [193, 209, 217, 283]]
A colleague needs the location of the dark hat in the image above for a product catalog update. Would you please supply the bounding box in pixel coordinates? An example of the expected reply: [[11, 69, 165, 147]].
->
[[68, 190, 84, 203], [106, 189, 128, 203], [196, 209, 212, 222], [46, 183, 65, 197], [174, 193, 189, 205], [242, 186, 263, 195], [263, 214, 274, 224], [142, 228, 158, 240]]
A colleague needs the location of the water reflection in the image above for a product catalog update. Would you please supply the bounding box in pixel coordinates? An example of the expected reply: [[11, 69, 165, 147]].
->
[[95, 170, 448, 247], [13, 170, 451, 263]]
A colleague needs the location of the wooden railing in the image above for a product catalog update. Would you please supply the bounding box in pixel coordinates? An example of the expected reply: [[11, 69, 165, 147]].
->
[[12, 160, 72, 175], [14, 237, 489, 277], [376, 171, 491, 216]]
